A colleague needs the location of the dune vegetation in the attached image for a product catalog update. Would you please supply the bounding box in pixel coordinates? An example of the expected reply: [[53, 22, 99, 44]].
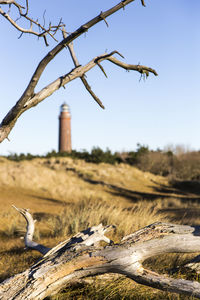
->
[[0, 156, 200, 299]]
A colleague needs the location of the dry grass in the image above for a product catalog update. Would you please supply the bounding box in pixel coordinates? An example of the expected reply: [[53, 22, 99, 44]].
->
[[49, 276, 196, 300], [44, 197, 165, 241], [0, 157, 200, 299]]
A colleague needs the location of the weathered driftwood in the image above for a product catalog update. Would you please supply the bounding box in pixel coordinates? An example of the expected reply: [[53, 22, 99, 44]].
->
[[1, 207, 200, 299]]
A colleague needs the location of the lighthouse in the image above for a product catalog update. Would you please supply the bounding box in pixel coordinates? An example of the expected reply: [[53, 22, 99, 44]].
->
[[58, 103, 72, 152]]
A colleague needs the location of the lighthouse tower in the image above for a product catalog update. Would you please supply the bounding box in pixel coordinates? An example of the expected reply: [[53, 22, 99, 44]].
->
[[58, 103, 72, 152]]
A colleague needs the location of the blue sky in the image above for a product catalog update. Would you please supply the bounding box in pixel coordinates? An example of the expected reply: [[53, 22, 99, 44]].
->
[[0, 0, 200, 155]]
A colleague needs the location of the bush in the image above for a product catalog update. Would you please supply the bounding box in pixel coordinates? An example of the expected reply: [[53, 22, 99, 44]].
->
[[4, 145, 200, 181], [6, 152, 38, 161], [5, 147, 120, 165], [171, 151, 200, 180], [136, 151, 173, 176]]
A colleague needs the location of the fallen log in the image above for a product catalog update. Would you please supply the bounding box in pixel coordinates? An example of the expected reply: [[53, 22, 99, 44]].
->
[[1, 207, 200, 299]]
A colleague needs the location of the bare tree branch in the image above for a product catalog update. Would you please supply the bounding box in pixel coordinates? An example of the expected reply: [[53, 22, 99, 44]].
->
[[0, 0, 64, 45], [1, 211, 200, 299], [24, 52, 157, 109], [100, 11, 109, 27], [0, 0, 156, 143], [12, 205, 51, 254], [80, 75, 105, 109], [63, 28, 106, 109], [106, 55, 158, 76], [0, 51, 157, 142], [95, 61, 108, 78], [0, 1, 24, 12], [24, 0, 29, 15]]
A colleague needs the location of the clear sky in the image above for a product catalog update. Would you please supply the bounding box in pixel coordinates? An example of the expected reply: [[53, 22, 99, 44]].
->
[[0, 0, 200, 155]]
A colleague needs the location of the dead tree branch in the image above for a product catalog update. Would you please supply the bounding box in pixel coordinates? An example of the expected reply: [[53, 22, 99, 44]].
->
[[106, 55, 158, 77], [0, 0, 64, 45], [0, 51, 157, 143], [24, 51, 157, 108], [63, 28, 105, 109], [1, 208, 200, 299], [0, 0, 157, 143], [12, 205, 51, 254]]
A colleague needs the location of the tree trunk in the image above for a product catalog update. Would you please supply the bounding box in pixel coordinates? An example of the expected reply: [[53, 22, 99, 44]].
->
[[1, 208, 200, 300]]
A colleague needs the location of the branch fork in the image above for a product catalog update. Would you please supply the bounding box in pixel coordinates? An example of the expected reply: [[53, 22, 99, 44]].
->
[[0, 0, 64, 46], [1, 207, 200, 299], [0, 0, 157, 143]]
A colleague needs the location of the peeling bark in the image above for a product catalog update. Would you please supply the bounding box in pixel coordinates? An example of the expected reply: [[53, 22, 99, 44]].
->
[[1, 208, 200, 299]]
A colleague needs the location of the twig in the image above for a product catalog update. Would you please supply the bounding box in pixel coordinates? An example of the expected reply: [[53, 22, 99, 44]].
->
[[95, 61, 108, 78], [63, 27, 105, 109], [0, 1, 64, 44], [0, 0, 151, 142], [100, 11, 109, 27]]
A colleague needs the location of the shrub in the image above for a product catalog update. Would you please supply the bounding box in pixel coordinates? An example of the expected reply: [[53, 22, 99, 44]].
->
[[4, 145, 200, 181], [171, 151, 200, 180], [136, 151, 174, 176]]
